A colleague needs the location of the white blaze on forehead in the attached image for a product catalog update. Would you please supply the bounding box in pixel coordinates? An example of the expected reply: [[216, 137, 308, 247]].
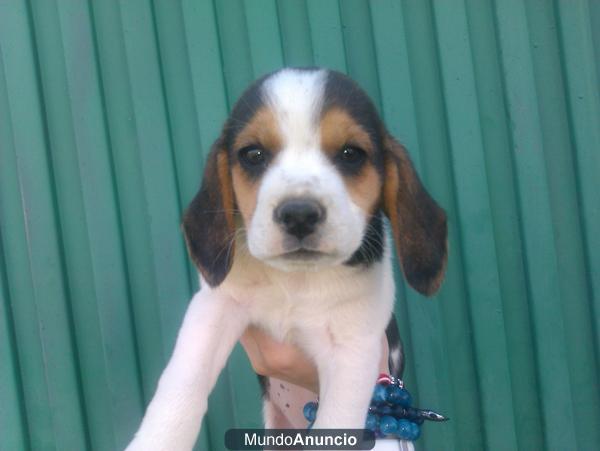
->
[[246, 69, 368, 266], [262, 68, 327, 150]]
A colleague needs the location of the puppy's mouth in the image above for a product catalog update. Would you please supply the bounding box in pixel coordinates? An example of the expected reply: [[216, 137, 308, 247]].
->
[[261, 246, 341, 270], [280, 249, 327, 261]]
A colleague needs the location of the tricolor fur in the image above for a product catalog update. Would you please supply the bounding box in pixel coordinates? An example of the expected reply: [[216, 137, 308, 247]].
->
[[127, 68, 447, 451]]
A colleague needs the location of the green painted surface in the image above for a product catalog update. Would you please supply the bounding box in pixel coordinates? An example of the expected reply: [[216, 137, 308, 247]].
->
[[0, 1, 598, 450]]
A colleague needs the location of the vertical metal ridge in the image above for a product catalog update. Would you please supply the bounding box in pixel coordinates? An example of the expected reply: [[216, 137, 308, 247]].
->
[[117, 0, 172, 358], [209, 0, 234, 118], [430, 0, 518, 447], [305, 0, 347, 72], [493, 0, 579, 447], [89, 0, 166, 402], [426, 1, 487, 449], [24, 0, 92, 448], [366, 0, 383, 109], [213, 0, 254, 105], [398, 1, 482, 449], [369, 0, 419, 149], [337, 0, 382, 109], [0, 152, 30, 450], [148, 0, 198, 305], [0, 9, 56, 447], [335, 0, 350, 72], [244, 0, 284, 76], [118, 0, 191, 358], [0, 49, 30, 450], [552, 1, 600, 447], [554, 0, 600, 371], [276, 0, 314, 67], [492, 0, 559, 446], [29, 0, 119, 446], [107, 0, 167, 386], [525, 1, 600, 447], [413, 1, 490, 450], [271, 0, 288, 70], [467, 0, 545, 448], [491, 11, 551, 443], [58, 0, 149, 447], [148, 0, 187, 215], [85, 1, 147, 428]]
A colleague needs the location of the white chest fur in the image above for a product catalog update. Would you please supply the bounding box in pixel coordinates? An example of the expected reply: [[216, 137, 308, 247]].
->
[[126, 240, 398, 451], [215, 244, 396, 349]]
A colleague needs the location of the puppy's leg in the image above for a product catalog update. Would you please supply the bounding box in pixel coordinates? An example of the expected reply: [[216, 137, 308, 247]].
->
[[310, 334, 382, 430], [310, 336, 415, 451], [373, 439, 415, 451], [127, 288, 248, 451]]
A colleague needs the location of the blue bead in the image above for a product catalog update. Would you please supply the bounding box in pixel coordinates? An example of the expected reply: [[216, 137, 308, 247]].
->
[[365, 413, 378, 431], [379, 415, 398, 435], [396, 420, 421, 441], [408, 422, 421, 441], [372, 384, 387, 404], [399, 388, 412, 407], [303, 402, 318, 422], [396, 420, 413, 440], [386, 385, 412, 407]]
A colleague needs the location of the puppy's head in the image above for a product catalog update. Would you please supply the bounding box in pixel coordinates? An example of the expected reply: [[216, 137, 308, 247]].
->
[[183, 68, 447, 295]]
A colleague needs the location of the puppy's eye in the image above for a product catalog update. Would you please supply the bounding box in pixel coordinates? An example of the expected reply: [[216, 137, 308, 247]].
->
[[238, 146, 270, 168], [337, 146, 367, 167]]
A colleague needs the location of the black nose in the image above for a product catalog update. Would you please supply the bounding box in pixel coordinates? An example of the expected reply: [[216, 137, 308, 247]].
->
[[274, 198, 326, 240]]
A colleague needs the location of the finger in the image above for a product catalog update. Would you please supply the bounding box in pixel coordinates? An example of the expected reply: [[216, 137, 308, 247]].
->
[[380, 334, 390, 373]]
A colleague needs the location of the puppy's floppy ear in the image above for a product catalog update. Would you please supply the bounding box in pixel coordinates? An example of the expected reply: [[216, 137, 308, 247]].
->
[[382, 134, 448, 296], [182, 137, 236, 287]]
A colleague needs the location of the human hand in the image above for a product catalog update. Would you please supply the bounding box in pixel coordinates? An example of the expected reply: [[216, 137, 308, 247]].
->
[[240, 325, 390, 394]]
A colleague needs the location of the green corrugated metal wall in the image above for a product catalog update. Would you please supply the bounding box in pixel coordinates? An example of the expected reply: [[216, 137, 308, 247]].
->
[[1, 0, 598, 450]]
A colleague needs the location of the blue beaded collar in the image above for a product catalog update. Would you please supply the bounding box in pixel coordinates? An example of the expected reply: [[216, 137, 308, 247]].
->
[[303, 373, 447, 442]]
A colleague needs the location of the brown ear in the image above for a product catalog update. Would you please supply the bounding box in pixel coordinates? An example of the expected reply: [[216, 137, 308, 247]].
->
[[382, 135, 448, 296], [182, 138, 236, 287]]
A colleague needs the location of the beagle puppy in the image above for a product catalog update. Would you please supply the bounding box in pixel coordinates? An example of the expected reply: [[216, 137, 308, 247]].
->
[[127, 68, 447, 450]]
